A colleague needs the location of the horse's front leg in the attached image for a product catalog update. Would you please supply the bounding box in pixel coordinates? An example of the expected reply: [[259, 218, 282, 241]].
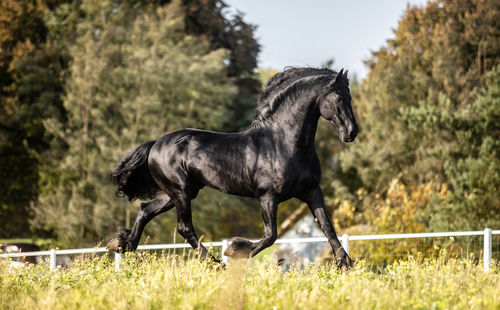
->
[[107, 194, 174, 253], [300, 186, 353, 269], [224, 194, 278, 259]]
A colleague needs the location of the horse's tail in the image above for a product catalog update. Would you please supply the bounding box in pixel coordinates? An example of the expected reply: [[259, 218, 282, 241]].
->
[[111, 140, 161, 201]]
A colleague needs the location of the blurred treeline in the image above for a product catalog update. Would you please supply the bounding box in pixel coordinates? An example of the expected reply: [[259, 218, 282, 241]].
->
[[0, 0, 499, 249]]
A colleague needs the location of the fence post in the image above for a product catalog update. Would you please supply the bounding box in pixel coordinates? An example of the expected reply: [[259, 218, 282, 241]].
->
[[484, 228, 492, 272], [115, 252, 123, 272], [221, 239, 229, 264], [341, 234, 350, 256], [49, 249, 57, 270]]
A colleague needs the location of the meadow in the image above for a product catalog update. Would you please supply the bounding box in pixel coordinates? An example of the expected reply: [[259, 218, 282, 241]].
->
[[1, 251, 499, 310]]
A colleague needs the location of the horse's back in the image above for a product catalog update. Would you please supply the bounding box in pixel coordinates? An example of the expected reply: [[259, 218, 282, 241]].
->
[[148, 129, 256, 196]]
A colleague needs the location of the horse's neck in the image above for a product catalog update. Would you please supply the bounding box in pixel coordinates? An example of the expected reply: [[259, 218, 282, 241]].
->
[[270, 88, 321, 150]]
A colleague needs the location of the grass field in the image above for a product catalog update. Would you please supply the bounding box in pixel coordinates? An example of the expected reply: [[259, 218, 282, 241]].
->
[[1, 251, 499, 310]]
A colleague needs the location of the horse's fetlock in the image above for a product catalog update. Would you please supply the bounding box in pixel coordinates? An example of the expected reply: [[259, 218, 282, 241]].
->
[[269, 234, 278, 243], [262, 233, 277, 246]]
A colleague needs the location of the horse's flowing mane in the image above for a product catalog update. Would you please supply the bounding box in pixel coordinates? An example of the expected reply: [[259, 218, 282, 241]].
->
[[253, 67, 339, 124]]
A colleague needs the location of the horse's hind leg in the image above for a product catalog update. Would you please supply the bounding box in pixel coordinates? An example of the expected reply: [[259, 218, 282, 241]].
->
[[107, 194, 174, 253], [173, 191, 220, 263]]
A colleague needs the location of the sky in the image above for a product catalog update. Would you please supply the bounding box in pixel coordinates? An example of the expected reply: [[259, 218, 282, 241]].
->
[[225, 0, 430, 79]]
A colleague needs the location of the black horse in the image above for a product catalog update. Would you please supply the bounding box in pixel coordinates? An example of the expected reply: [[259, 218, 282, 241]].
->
[[107, 67, 358, 269]]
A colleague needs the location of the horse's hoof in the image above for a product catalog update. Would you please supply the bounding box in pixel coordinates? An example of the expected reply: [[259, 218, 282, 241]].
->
[[337, 252, 354, 270], [106, 238, 120, 252], [106, 229, 131, 253], [210, 260, 226, 271], [224, 237, 254, 259]]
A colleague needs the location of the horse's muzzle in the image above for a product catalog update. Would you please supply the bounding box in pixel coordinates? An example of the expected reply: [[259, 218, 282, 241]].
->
[[340, 127, 357, 142]]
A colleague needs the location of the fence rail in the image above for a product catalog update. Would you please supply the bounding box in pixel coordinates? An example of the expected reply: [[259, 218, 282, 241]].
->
[[2, 229, 498, 271]]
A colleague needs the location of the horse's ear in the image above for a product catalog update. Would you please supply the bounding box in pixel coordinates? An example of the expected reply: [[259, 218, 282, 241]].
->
[[343, 69, 349, 79], [330, 68, 343, 86], [337, 68, 344, 81]]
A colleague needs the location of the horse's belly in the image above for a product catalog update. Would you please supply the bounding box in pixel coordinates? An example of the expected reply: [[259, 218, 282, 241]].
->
[[189, 164, 254, 197], [207, 183, 254, 198]]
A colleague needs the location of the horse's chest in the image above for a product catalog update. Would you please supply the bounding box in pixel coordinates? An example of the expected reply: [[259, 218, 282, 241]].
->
[[258, 158, 320, 196], [289, 160, 320, 187]]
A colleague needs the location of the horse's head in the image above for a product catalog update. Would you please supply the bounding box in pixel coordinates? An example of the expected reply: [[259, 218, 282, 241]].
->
[[318, 69, 358, 142]]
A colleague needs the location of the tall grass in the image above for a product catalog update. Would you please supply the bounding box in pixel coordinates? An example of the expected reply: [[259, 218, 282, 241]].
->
[[1, 252, 498, 309]]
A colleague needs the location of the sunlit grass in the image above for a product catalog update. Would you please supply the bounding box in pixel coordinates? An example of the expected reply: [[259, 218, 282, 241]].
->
[[0, 252, 498, 309]]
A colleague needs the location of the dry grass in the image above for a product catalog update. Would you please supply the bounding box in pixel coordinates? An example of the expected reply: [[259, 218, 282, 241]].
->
[[0, 251, 499, 309]]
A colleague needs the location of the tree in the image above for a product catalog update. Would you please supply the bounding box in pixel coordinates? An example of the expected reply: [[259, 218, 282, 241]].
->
[[337, 0, 500, 232], [341, 0, 500, 193], [181, 0, 261, 130], [405, 66, 500, 230], [33, 0, 239, 246], [0, 0, 67, 237], [0, 0, 261, 243]]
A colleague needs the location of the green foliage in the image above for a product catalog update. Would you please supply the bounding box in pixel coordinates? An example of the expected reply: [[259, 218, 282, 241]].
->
[[405, 66, 500, 230], [0, 0, 262, 246], [0, 254, 499, 309], [34, 0, 239, 246], [0, 0, 67, 237], [341, 0, 500, 190], [2, 0, 499, 249], [337, 0, 500, 232], [179, 0, 261, 131]]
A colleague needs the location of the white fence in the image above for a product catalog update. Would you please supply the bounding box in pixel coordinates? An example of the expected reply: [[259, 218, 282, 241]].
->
[[1, 228, 498, 271]]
